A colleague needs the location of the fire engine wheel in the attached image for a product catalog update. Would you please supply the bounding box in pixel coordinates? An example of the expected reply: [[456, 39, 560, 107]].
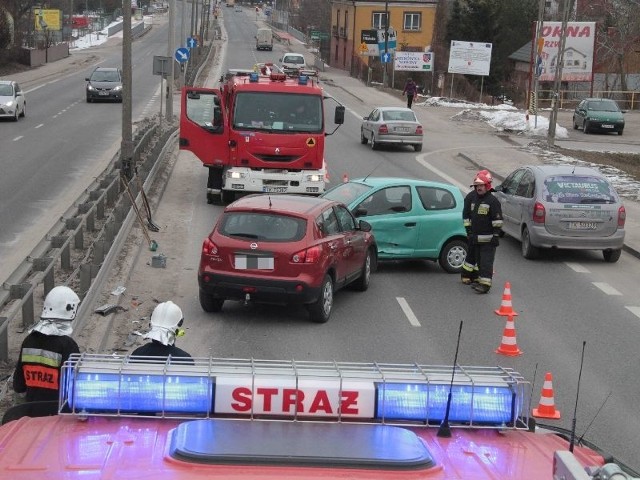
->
[[199, 290, 224, 313], [307, 274, 333, 323], [221, 190, 236, 204], [360, 129, 368, 145]]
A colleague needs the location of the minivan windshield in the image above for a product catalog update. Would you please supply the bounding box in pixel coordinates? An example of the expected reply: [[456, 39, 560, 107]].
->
[[284, 55, 305, 65]]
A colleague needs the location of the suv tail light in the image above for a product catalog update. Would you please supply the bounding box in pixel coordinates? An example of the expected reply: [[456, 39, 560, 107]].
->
[[416, 125, 423, 134], [533, 202, 546, 224], [378, 124, 388, 135], [291, 245, 321, 264], [618, 205, 626, 228], [202, 237, 218, 255]]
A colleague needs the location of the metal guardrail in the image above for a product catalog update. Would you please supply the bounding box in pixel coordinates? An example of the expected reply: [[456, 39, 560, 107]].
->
[[0, 123, 177, 361]]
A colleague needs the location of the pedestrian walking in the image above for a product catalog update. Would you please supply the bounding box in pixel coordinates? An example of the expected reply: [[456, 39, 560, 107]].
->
[[460, 170, 504, 294], [13, 286, 81, 403], [402, 77, 418, 109], [131, 301, 193, 360]]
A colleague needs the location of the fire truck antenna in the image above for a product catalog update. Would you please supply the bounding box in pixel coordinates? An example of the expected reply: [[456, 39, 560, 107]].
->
[[569, 341, 586, 452]]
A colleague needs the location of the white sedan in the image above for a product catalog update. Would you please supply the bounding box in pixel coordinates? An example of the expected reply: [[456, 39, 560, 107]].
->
[[361, 106, 423, 152], [0, 80, 26, 121]]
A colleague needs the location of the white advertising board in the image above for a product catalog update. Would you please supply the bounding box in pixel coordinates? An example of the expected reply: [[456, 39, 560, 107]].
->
[[536, 22, 595, 82], [448, 40, 492, 76], [394, 52, 434, 72]]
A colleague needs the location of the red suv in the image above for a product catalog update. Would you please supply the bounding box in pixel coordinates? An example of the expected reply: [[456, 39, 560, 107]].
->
[[198, 195, 376, 323]]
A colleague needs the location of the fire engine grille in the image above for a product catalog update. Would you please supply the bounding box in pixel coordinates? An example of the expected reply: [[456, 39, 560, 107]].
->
[[263, 179, 289, 186], [254, 154, 299, 162]]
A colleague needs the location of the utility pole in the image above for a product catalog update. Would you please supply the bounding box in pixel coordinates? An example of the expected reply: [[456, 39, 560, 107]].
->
[[533, 0, 545, 128], [121, 0, 134, 180], [166, 0, 175, 120], [547, 0, 569, 147]]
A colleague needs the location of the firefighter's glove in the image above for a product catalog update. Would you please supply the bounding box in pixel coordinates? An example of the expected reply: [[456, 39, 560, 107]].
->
[[491, 235, 500, 247], [498, 229, 505, 238], [13, 391, 27, 406]]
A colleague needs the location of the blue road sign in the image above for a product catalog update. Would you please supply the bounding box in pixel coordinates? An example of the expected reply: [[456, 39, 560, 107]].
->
[[175, 47, 190, 63], [187, 37, 197, 48], [381, 52, 392, 63]]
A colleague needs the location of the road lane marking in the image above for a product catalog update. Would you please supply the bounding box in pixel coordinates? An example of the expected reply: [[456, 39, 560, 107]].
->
[[565, 262, 590, 273], [396, 297, 421, 327], [626, 306, 640, 318], [592, 282, 622, 295], [13, 136, 23, 141], [416, 156, 467, 191], [35, 123, 44, 129]]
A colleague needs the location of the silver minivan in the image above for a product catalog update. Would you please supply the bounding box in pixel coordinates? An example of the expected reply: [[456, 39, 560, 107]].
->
[[494, 165, 626, 262]]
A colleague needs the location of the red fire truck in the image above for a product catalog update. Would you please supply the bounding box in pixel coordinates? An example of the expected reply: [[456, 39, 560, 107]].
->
[[180, 71, 344, 204]]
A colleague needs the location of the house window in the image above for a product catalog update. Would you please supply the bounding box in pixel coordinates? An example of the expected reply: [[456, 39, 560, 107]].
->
[[336, 9, 340, 26], [404, 12, 421, 31], [344, 11, 348, 30], [372, 11, 388, 29]]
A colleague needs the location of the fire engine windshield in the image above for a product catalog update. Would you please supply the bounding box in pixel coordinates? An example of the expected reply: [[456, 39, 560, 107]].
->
[[233, 92, 323, 133]]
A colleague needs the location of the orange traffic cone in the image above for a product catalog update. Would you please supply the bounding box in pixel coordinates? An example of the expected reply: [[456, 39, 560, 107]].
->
[[532, 372, 561, 419], [495, 281, 518, 316], [342, 173, 349, 183], [495, 314, 522, 356]]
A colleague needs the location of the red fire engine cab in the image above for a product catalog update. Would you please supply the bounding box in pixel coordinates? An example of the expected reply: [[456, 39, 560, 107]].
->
[[180, 71, 345, 204]]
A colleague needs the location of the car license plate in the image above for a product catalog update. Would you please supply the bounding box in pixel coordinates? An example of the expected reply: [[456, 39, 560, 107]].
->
[[396, 127, 410, 132], [601, 124, 613, 128], [99, 91, 109, 96], [234, 255, 274, 270], [568, 221, 597, 230], [263, 186, 287, 193]]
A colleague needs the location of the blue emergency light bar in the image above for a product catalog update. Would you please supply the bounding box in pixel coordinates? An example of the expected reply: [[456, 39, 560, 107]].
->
[[59, 355, 528, 428], [249, 72, 259, 82]]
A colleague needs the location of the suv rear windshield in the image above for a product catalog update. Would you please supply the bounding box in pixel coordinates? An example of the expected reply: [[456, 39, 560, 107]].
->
[[542, 175, 618, 204], [219, 212, 306, 241]]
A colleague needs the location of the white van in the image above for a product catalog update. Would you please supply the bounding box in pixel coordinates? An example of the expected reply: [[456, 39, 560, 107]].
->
[[256, 28, 273, 51], [279, 53, 307, 76]]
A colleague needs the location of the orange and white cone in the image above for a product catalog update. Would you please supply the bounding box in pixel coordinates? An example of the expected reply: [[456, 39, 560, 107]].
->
[[495, 281, 518, 316], [532, 372, 561, 419], [495, 314, 522, 356], [342, 173, 349, 183]]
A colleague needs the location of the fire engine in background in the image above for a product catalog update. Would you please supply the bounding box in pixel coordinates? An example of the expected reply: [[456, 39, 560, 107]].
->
[[180, 70, 344, 204], [1, 355, 638, 479]]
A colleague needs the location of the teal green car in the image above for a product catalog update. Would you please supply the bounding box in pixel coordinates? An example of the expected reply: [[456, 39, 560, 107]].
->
[[322, 177, 468, 273], [572, 98, 625, 135]]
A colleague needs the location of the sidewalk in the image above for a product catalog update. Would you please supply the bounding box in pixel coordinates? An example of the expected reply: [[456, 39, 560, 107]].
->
[[272, 29, 640, 260]]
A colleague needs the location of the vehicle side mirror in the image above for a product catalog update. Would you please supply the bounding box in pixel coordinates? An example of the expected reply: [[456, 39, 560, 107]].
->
[[621, 110, 628, 114], [358, 220, 372, 232], [85, 77, 90, 81], [334, 105, 345, 124], [494, 185, 503, 192]]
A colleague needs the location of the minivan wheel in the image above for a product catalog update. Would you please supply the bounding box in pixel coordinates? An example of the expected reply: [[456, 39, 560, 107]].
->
[[439, 239, 467, 273], [199, 290, 224, 312], [521, 227, 539, 259], [603, 248, 622, 263], [307, 274, 333, 323]]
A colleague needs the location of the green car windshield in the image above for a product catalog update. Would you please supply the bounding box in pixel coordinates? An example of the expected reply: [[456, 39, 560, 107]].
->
[[586, 100, 620, 112], [323, 182, 372, 205]]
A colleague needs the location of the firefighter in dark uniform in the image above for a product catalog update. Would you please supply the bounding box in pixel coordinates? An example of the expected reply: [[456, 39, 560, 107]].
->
[[461, 171, 504, 294], [131, 301, 192, 360], [13, 286, 81, 403]]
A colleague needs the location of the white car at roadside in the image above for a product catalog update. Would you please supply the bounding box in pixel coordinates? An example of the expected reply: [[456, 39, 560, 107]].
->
[[0, 80, 26, 121]]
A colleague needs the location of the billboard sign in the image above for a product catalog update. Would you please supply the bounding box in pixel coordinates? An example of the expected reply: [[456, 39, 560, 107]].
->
[[536, 22, 595, 82], [394, 52, 434, 72], [34, 9, 62, 31], [360, 29, 379, 56], [447, 40, 492, 76]]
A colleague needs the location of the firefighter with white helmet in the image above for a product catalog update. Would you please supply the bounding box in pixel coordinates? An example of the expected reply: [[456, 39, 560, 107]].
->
[[461, 170, 504, 293], [131, 301, 192, 359], [13, 286, 81, 403]]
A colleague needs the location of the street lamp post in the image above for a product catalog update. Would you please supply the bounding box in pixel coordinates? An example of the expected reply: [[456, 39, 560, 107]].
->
[[383, 0, 389, 88]]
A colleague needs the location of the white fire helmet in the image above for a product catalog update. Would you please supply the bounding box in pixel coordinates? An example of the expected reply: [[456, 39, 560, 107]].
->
[[41, 286, 80, 321], [144, 301, 184, 346]]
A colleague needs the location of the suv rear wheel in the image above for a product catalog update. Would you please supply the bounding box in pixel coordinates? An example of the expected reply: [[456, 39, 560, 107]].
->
[[307, 274, 333, 323], [199, 290, 224, 312], [351, 249, 373, 291]]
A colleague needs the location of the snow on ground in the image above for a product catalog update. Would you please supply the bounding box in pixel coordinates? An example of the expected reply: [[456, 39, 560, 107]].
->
[[69, 16, 152, 50]]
